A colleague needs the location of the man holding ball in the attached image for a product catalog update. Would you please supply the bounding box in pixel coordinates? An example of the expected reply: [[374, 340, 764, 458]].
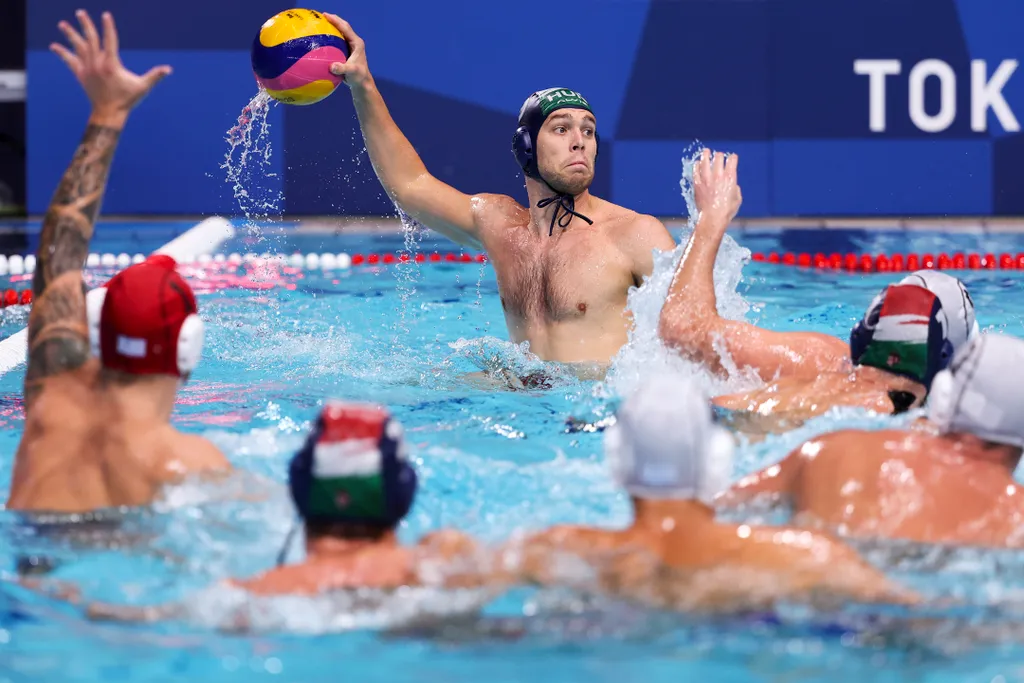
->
[[322, 14, 677, 377]]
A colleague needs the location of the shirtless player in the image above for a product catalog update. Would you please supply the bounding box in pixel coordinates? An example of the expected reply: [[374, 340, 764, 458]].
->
[[505, 374, 918, 613], [6, 10, 229, 516], [719, 333, 1024, 549], [658, 150, 976, 431], [77, 388, 914, 625], [323, 14, 676, 370]]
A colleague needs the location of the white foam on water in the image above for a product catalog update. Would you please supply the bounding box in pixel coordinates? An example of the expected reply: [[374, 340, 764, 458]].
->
[[447, 336, 581, 390], [182, 583, 497, 634]]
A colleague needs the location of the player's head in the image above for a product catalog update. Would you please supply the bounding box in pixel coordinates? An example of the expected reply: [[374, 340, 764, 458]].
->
[[288, 401, 417, 540], [512, 88, 598, 196], [86, 255, 203, 392], [605, 375, 734, 506], [849, 282, 954, 390]]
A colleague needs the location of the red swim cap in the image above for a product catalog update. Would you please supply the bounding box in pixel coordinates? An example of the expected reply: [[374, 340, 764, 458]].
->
[[86, 255, 204, 377]]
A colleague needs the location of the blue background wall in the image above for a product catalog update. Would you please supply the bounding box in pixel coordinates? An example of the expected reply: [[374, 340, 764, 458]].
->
[[26, 0, 1024, 218]]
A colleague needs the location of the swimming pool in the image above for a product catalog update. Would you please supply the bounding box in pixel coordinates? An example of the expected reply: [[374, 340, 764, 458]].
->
[[1, 220, 1024, 682]]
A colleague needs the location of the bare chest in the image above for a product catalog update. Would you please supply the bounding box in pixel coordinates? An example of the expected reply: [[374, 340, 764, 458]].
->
[[491, 229, 634, 323]]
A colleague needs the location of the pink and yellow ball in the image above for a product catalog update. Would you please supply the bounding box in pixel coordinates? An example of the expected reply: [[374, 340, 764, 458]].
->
[[250, 9, 348, 105]]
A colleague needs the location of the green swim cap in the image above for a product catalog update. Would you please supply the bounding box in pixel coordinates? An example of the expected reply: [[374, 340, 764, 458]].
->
[[512, 88, 596, 180]]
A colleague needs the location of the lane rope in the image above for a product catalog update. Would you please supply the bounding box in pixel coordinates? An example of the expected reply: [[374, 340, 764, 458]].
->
[[752, 251, 1024, 272], [0, 251, 488, 276], [0, 216, 236, 375]]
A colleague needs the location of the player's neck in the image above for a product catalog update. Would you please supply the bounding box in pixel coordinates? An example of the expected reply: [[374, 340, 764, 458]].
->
[[631, 497, 715, 535], [526, 179, 594, 237], [855, 364, 924, 391], [306, 530, 399, 559], [101, 371, 177, 423]]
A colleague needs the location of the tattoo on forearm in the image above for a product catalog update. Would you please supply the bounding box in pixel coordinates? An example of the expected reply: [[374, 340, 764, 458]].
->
[[24, 123, 121, 396], [24, 278, 91, 399], [34, 124, 121, 296]]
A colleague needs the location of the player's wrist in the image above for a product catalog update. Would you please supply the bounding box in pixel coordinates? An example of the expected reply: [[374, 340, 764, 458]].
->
[[349, 75, 378, 99], [87, 108, 129, 130]]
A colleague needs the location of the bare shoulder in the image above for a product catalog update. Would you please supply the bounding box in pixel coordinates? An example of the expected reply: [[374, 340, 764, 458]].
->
[[599, 203, 675, 278], [230, 566, 314, 597], [169, 432, 232, 475], [815, 428, 903, 447], [602, 203, 670, 238], [792, 428, 912, 463], [417, 528, 481, 557], [788, 430, 857, 458], [470, 193, 525, 224], [528, 524, 619, 552], [634, 213, 676, 253]]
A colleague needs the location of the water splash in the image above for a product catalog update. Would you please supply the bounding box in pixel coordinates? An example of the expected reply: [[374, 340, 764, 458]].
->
[[221, 90, 283, 241], [390, 207, 426, 353], [177, 583, 498, 634], [448, 336, 581, 391], [604, 144, 758, 403]]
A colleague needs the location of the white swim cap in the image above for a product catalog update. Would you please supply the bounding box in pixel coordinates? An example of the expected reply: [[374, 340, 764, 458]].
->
[[899, 271, 978, 353], [604, 375, 735, 504], [927, 333, 1024, 448]]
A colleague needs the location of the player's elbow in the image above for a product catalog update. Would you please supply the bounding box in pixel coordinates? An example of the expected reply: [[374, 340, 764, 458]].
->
[[392, 173, 439, 212], [658, 307, 705, 353]]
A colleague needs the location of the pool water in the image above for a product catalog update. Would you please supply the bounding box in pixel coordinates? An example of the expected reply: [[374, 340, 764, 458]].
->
[[0, 221, 1023, 682]]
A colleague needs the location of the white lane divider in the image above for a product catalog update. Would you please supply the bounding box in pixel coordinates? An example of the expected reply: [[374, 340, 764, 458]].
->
[[0, 216, 236, 375]]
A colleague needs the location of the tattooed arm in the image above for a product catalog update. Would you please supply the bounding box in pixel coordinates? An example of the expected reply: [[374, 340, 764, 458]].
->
[[25, 117, 124, 400], [23, 10, 170, 406]]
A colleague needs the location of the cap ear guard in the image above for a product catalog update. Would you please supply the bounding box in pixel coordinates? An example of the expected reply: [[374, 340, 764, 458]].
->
[[849, 289, 886, 365], [382, 417, 418, 522], [177, 314, 204, 375], [86, 284, 205, 376], [288, 424, 316, 516], [922, 295, 955, 387], [604, 420, 631, 486], [699, 425, 736, 505], [86, 286, 108, 359], [512, 126, 538, 180], [926, 368, 956, 432]]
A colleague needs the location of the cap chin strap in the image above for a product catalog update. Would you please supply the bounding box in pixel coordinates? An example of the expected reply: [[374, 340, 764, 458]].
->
[[276, 519, 302, 567], [535, 178, 593, 236]]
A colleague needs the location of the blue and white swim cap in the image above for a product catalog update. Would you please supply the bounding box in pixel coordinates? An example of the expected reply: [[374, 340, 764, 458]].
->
[[928, 333, 1024, 448], [604, 375, 735, 504], [899, 271, 978, 355], [850, 283, 954, 388]]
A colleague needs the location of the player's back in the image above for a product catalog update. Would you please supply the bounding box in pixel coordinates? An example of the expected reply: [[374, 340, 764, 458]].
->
[[8, 362, 227, 513], [791, 429, 1024, 546]]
